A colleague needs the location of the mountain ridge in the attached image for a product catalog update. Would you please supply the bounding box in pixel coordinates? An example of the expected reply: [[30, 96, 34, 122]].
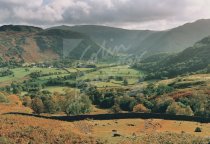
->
[[1, 19, 210, 62]]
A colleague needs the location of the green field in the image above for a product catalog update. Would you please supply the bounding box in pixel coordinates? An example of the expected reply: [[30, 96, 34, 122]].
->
[[43, 86, 79, 93], [0, 67, 94, 85], [0, 65, 143, 91], [0, 67, 65, 84], [79, 65, 142, 87]]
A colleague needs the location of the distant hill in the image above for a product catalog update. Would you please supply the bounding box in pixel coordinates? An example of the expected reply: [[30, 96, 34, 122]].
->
[[1, 19, 210, 63], [0, 25, 110, 62], [0, 25, 42, 32], [134, 36, 210, 79], [52, 19, 210, 56]]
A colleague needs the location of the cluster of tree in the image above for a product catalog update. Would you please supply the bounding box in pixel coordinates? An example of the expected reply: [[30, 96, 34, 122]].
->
[[23, 89, 91, 115], [0, 58, 23, 68], [142, 83, 174, 97], [2, 81, 44, 94], [177, 94, 210, 117], [84, 84, 173, 113], [83, 84, 210, 117], [76, 63, 96, 68], [0, 69, 13, 77], [29, 71, 62, 79]]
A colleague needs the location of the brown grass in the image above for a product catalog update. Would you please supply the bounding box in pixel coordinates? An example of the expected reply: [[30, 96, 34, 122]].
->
[[0, 95, 209, 144]]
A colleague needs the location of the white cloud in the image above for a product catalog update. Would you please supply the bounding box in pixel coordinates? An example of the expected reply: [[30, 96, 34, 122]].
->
[[0, 0, 210, 30]]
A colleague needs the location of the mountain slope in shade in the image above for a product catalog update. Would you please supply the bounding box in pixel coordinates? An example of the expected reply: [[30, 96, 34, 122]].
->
[[52, 25, 154, 55], [53, 19, 210, 56], [134, 19, 210, 54], [136, 36, 210, 78]]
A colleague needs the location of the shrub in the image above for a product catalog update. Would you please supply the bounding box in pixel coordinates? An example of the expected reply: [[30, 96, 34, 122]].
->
[[0, 92, 8, 103], [194, 127, 202, 132], [111, 104, 121, 113]]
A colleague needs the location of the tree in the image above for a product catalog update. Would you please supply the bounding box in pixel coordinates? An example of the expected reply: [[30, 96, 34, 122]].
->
[[31, 97, 44, 114], [153, 96, 174, 113], [65, 101, 83, 116], [156, 84, 174, 95], [22, 96, 32, 107], [64, 91, 92, 116], [118, 96, 137, 111], [133, 104, 149, 113], [143, 83, 156, 96], [100, 97, 115, 108], [123, 79, 128, 86], [85, 86, 102, 105], [166, 102, 194, 116], [80, 94, 92, 114], [42, 97, 57, 114]]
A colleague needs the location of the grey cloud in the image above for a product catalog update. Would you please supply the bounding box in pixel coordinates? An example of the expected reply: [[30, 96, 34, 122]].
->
[[0, 0, 209, 30]]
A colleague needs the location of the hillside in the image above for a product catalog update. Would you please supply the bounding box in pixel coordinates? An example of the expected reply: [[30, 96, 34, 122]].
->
[[53, 19, 210, 56], [0, 94, 210, 144], [134, 36, 210, 79], [0, 25, 109, 63]]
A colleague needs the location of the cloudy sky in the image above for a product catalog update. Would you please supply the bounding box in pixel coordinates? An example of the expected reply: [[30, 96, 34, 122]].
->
[[0, 0, 210, 30]]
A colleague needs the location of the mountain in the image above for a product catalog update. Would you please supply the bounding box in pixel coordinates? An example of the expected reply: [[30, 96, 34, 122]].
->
[[52, 19, 210, 56], [134, 19, 210, 54], [134, 36, 210, 79], [1, 19, 210, 63], [51, 25, 154, 56], [0, 25, 110, 62]]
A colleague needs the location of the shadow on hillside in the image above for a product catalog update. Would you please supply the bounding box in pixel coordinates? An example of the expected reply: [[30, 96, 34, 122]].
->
[[3, 112, 210, 123]]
